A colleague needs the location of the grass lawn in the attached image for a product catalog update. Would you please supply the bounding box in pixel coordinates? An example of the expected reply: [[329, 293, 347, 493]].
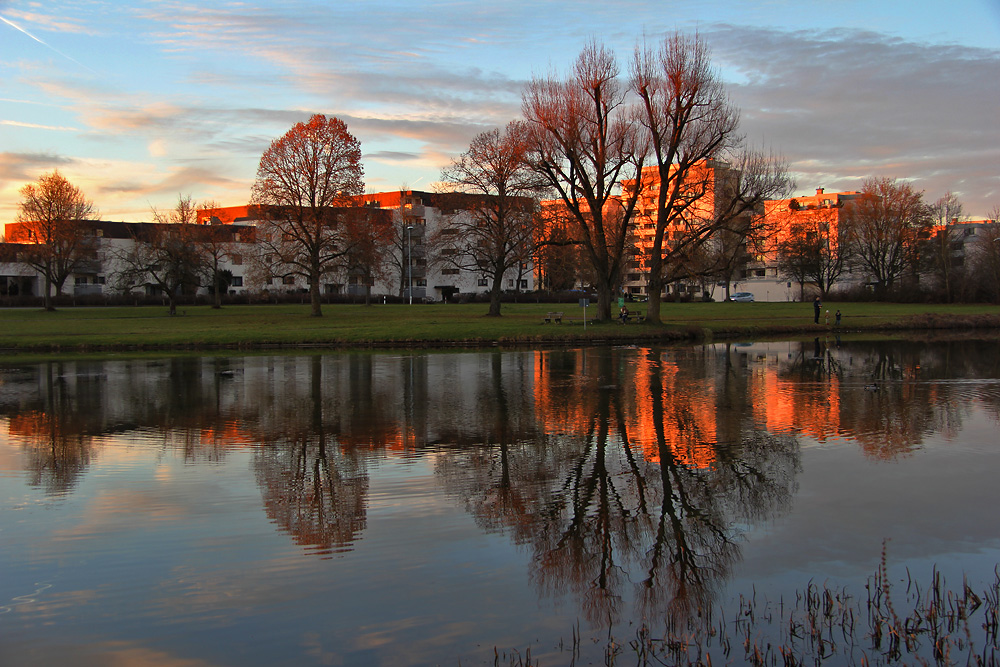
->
[[1, 301, 999, 353]]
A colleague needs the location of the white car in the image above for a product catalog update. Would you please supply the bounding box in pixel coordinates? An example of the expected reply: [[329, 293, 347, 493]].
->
[[728, 292, 755, 302]]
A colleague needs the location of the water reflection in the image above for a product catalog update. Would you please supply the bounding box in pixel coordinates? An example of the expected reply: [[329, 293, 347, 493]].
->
[[2, 337, 999, 628]]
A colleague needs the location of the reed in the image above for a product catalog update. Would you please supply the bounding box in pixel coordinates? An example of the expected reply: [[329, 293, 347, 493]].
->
[[500, 545, 1000, 666]]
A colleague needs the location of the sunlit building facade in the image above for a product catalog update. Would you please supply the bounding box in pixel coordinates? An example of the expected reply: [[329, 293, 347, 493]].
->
[[2, 219, 255, 299]]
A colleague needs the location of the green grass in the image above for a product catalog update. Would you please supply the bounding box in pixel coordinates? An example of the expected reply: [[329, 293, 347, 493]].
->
[[1, 301, 999, 353]]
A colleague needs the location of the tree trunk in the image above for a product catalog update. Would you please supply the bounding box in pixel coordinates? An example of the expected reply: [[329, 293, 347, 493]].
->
[[309, 276, 322, 317], [213, 268, 222, 309], [309, 253, 323, 316], [43, 273, 54, 311], [487, 270, 504, 317]]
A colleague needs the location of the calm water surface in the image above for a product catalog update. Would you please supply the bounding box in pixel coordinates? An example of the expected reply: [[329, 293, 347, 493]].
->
[[1, 337, 999, 665]]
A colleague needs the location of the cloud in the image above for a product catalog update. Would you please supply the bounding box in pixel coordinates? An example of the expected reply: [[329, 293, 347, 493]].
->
[[1, 7, 98, 35], [99, 165, 244, 198], [0, 151, 74, 181], [365, 151, 422, 162], [703, 24, 1000, 214], [0, 119, 78, 131]]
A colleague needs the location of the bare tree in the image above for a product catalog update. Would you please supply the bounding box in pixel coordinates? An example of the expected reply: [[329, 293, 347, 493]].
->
[[195, 200, 243, 309], [846, 177, 930, 299], [340, 206, 394, 305], [383, 188, 414, 299], [250, 114, 365, 316], [113, 196, 209, 315], [631, 32, 741, 322], [439, 121, 544, 316], [923, 192, 966, 301], [522, 40, 646, 320], [970, 206, 1000, 302], [773, 200, 853, 298], [698, 148, 794, 300], [15, 170, 97, 310], [776, 222, 821, 300]]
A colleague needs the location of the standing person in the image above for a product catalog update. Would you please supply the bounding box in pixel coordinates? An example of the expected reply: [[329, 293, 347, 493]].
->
[[813, 296, 822, 324], [835, 309, 842, 326]]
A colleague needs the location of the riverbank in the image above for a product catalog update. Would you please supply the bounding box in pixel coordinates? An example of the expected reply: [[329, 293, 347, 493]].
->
[[2, 301, 999, 353]]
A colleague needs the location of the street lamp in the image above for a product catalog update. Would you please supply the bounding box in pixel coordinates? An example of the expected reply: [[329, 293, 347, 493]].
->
[[406, 225, 414, 305]]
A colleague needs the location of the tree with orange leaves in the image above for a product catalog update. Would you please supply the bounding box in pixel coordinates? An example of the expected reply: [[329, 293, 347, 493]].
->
[[251, 114, 365, 316], [15, 170, 97, 311]]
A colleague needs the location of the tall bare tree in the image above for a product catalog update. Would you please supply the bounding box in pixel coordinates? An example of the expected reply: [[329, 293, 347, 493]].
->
[[15, 170, 97, 310], [522, 41, 646, 320], [923, 192, 966, 301], [846, 177, 930, 299], [439, 121, 544, 316], [251, 114, 365, 316], [631, 32, 741, 323]]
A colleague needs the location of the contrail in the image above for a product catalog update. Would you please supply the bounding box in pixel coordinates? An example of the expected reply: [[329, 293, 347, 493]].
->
[[0, 13, 95, 73]]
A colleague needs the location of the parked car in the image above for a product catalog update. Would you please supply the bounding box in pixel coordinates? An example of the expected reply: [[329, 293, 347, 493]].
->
[[728, 292, 755, 302]]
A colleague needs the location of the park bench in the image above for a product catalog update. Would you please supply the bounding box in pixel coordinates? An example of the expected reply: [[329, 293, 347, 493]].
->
[[619, 310, 644, 324], [542, 311, 564, 324]]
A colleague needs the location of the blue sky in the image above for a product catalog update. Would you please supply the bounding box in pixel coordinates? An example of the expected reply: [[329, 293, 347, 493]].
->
[[2, 0, 999, 225]]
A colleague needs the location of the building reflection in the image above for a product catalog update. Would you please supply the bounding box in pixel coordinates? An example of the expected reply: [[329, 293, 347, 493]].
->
[[2, 337, 998, 620]]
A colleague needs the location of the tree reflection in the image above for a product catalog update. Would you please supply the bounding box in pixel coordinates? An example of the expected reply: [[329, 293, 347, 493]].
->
[[2, 336, 997, 593], [251, 355, 369, 556], [440, 346, 799, 627], [3, 361, 103, 494]]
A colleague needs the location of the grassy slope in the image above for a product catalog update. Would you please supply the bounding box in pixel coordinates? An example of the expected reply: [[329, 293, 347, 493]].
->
[[1, 301, 999, 352]]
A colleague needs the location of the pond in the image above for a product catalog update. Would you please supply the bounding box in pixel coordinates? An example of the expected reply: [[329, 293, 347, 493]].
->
[[2, 337, 999, 665]]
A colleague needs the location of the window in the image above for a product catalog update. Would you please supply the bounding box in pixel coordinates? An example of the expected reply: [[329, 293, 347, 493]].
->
[[519, 279, 528, 289], [507, 279, 514, 288], [75, 277, 88, 285], [282, 276, 296, 285], [230, 254, 243, 266], [441, 269, 459, 275], [417, 279, 427, 286]]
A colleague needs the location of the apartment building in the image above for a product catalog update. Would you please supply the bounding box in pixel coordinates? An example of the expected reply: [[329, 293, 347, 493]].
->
[[203, 190, 535, 302], [2, 219, 255, 299]]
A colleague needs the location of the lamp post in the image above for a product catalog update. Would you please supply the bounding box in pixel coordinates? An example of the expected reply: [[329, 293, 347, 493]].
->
[[406, 225, 414, 305]]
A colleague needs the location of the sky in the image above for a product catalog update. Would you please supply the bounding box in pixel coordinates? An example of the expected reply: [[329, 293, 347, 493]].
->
[[1, 0, 999, 227]]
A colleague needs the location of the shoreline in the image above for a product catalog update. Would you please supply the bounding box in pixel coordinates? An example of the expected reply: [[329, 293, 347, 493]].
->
[[3, 302, 999, 355]]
